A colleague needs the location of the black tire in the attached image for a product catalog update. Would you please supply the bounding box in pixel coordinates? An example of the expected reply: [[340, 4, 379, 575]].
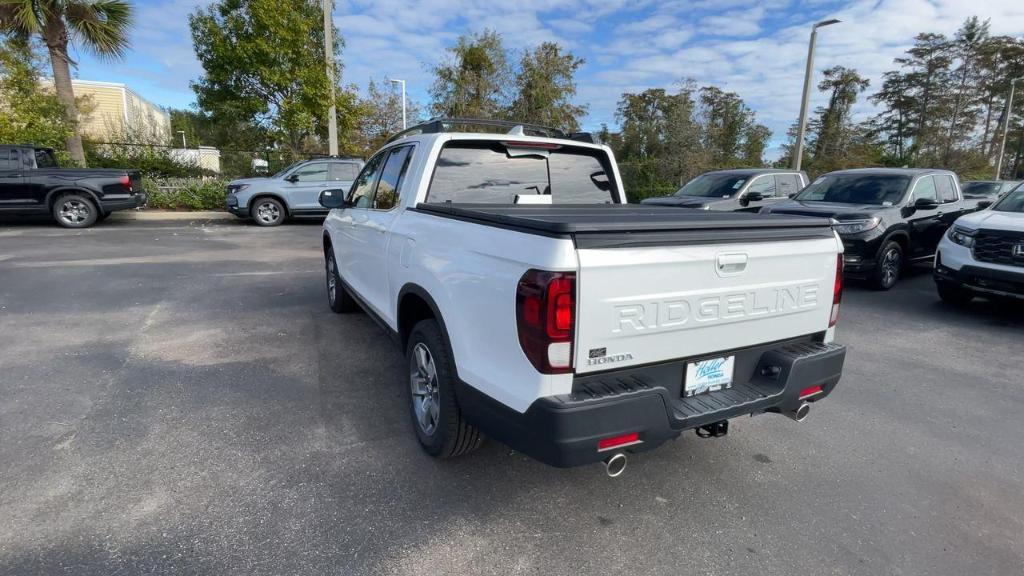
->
[[52, 193, 98, 228], [937, 281, 973, 306], [325, 248, 359, 313], [251, 197, 286, 227], [406, 319, 484, 458], [870, 241, 903, 290]]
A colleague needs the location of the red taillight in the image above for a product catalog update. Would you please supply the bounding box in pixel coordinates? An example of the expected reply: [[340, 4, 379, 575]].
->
[[799, 385, 823, 399], [119, 175, 133, 192], [597, 432, 640, 451], [829, 254, 843, 328], [516, 269, 576, 374]]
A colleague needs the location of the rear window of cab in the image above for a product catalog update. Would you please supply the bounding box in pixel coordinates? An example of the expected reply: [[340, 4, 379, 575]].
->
[[426, 141, 617, 204]]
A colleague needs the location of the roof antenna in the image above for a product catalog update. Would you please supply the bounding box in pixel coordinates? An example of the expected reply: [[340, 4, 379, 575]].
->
[[506, 125, 526, 136]]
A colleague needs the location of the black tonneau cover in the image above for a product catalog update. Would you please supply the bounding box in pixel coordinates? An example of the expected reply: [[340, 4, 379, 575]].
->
[[414, 203, 835, 248]]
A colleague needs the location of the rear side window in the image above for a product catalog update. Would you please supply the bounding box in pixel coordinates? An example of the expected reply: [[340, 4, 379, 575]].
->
[[935, 175, 958, 203], [0, 148, 11, 170], [426, 141, 617, 204], [775, 174, 800, 196], [329, 162, 360, 181], [35, 149, 56, 168]]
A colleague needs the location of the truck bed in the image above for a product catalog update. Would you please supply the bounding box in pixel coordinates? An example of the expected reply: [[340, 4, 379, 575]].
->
[[415, 203, 836, 248]]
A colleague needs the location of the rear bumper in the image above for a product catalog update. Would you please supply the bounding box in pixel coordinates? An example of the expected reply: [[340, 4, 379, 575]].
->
[[456, 338, 846, 468], [99, 192, 147, 213]]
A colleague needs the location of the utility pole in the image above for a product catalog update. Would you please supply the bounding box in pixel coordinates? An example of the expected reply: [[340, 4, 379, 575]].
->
[[323, 0, 338, 156], [995, 78, 1020, 179], [389, 78, 407, 130], [793, 18, 840, 171]]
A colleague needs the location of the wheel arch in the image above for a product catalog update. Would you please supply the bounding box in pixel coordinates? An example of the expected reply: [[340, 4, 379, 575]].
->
[[880, 228, 910, 256], [397, 284, 456, 371], [46, 187, 102, 210], [248, 193, 290, 215]]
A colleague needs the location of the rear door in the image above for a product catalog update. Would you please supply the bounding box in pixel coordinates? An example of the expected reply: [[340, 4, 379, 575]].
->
[[574, 235, 839, 374], [0, 148, 30, 206]]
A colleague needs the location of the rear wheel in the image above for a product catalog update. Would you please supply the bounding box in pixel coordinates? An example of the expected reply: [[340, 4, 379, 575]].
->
[[870, 241, 902, 290], [406, 319, 483, 458], [937, 281, 973, 306], [252, 197, 285, 226], [53, 193, 98, 228]]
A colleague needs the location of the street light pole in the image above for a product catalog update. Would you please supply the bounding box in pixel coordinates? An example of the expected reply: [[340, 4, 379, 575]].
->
[[995, 77, 1021, 180], [793, 18, 841, 172], [323, 0, 338, 156], [177, 130, 186, 148], [389, 78, 407, 130]]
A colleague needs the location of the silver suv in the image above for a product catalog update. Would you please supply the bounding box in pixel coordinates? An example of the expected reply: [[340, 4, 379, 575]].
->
[[225, 158, 364, 226]]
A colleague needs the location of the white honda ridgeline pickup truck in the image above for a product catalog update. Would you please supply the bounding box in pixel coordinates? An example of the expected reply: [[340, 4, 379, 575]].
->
[[320, 119, 846, 475]]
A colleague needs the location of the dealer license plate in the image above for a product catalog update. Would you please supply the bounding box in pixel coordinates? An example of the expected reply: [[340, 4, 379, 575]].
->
[[684, 356, 735, 397]]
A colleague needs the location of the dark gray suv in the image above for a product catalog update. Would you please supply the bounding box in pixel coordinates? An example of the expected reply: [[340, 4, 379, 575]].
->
[[641, 168, 808, 212]]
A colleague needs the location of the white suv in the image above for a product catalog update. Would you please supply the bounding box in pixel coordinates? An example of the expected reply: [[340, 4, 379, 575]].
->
[[934, 186, 1024, 303]]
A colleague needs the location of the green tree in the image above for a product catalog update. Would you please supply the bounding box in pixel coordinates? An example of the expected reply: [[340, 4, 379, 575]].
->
[[944, 17, 989, 162], [808, 66, 871, 169], [697, 86, 769, 167], [429, 29, 511, 119], [870, 71, 917, 163], [0, 36, 74, 154], [189, 0, 358, 159], [0, 0, 133, 166], [507, 42, 586, 130]]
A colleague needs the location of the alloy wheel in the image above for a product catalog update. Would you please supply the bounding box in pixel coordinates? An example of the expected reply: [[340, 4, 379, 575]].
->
[[410, 343, 441, 435], [256, 202, 281, 224], [882, 247, 901, 288], [58, 200, 91, 225]]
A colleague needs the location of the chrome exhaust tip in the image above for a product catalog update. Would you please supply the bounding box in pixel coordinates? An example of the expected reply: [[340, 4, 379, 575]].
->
[[604, 453, 627, 478], [787, 402, 811, 422]]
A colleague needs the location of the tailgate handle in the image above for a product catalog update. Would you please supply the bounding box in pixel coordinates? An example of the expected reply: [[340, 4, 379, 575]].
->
[[716, 253, 748, 275]]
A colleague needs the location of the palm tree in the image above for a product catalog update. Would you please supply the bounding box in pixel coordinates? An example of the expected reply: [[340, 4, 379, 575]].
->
[[0, 0, 132, 166]]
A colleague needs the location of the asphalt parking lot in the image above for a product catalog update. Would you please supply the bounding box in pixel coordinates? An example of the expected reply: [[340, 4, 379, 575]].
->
[[1, 215, 1022, 576]]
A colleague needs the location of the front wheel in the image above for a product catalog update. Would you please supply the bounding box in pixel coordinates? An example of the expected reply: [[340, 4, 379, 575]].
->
[[252, 197, 285, 226], [53, 193, 98, 228], [870, 241, 903, 290], [406, 319, 484, 458], [325, 248, 358, 313]]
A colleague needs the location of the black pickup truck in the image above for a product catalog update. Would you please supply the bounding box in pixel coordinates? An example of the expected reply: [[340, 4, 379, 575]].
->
[[0, 145, 146, 228]]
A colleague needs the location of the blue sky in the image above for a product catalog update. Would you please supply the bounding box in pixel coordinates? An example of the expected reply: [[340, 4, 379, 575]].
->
[[71, 0, 1024, 156]]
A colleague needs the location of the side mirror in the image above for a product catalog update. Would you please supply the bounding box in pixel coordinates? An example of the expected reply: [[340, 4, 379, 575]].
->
[[745, 191, 764, 202], [976, 200, 992, 209], [913, 197, 939, 210], [285, 174, 300, 183], [319, 189, 350, 209], [589, 170, 611, 191]]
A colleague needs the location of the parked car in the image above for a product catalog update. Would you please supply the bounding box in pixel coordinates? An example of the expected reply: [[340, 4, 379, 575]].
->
[[0, 144, 145, 228], [319, 118, 846, 474], [225, 157, 363, 226], [762, 168, 972, 290], [934, 185, 1024, 304], [961, 179, 1021, 200], [641, 168, 808, 212]]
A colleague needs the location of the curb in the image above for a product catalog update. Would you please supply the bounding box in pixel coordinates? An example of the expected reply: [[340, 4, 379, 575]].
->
[[109, 210, 237, 222]]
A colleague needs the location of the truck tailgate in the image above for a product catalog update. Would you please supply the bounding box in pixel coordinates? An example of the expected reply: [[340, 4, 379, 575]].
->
[[574, 237, 839, 373]]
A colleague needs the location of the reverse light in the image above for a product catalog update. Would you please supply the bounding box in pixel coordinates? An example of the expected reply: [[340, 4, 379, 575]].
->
[[833, 217, 880, 235], [948, 226, 975, 247], [516, 269, 576, 374], [830, 254, 843, 328], [597, 432, 640, 451]]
